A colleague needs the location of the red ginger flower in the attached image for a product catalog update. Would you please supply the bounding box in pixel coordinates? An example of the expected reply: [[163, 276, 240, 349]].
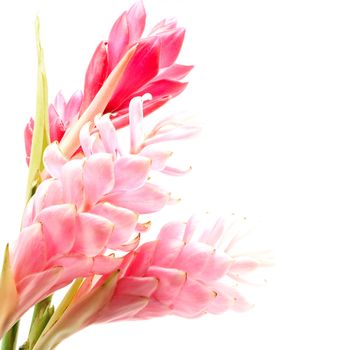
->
[[24, 1, 191, 161], [82, 0, 191, 123]]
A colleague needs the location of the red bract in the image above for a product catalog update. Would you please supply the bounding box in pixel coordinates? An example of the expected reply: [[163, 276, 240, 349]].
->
[[24, 1, 192, 162], [82, 0, 191, 121]]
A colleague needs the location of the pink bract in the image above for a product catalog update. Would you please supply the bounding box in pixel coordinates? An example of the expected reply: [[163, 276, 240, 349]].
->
[[32, 215, 269, 349], [1, 96, 198, 336]]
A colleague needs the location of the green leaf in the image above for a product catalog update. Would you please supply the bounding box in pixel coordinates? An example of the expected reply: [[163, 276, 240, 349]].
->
[[33, 272, 119, 350], [0, 245, 19, 339], [26, 16, 50, 203], [27, 298, 54, 350], [42, 278, 83, 334]]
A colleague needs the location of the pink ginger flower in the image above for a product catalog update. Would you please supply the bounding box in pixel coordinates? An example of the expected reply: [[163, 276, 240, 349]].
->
[[32, 216, 268, 350], [24, 1, 191, 161], [0, 97, 198, 337]]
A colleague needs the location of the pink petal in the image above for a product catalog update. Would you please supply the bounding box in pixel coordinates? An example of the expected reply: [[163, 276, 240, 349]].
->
[[64, 90, 83, 124], [114, 155, 151, 190], [21, 197, 35, 228], [61, 159, 85, 207], [118, 234, 141, 252], [116, 276, 157, 298], [200, 250, 232, 282], [173, 278, 215, 317], [230, 258, 260, 274], [149, 18, 178, 34], [120, 80, 187, 110], [83, 153, 115, 206], [125, 241, 158, 276], [146, 266, 186, 305], [106, 37, 160, 112], [92, 255, 120, 275], [24, 118, 34, 163], [31, 179, 63, 221], [183, 215, 200, 243], [126, 1, 146, 43], [54, 91, 66, 116], [207, 283, 234, 314], [36, 204, 77, 257], [90, 202, 138, 248], [134, 299, 169, 319], [97, 294, 149, 323], [157, 28, 185, 68], [81, 41, 109, 113], [72, 213, 114, 257], [158, 222, 186, 240], [129, 95, 146, 153], [104, 183, 169, 214], [16, 267, 63, 319], [48, 106, 65, 142], [111, 96, 171, 129], [12, 223, 46, 282], [79, 122, 94, 157], [174, 242, 212, 278], [199, 217, 225, 246], [139, 145, 172, 170], [156, 64, 193, 81], [49, 255, 93, 279], [144, 124, 200, 146], [161, 165, 192, 176], [43, 142, 68, 178], [91, 134, 105, 153], [152, 238, 184, 267], [136, 221, 152, 232], [108, 12, 130, 71], [94, 115, 119, 154]]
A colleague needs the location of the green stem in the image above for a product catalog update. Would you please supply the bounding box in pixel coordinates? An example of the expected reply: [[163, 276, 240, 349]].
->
[[1, 321, 19, 350], [26, 296, 54, 350]]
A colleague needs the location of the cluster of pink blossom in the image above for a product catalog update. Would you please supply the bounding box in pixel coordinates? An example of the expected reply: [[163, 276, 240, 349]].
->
[[0, 2, 267, 349]]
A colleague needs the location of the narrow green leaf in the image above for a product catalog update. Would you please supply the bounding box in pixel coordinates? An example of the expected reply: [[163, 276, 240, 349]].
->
[[27, 298, 54, 350], [42, 278, 83, 334], [33, 272, 119, 350], [26, 16, 50, 203], [0, 245, 19, 339]]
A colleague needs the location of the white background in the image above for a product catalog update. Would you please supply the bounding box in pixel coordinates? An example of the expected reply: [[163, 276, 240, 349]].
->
[[0, 0, 350, 349]]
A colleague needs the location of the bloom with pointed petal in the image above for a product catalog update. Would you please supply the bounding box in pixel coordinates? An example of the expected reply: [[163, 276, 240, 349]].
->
[[2, 96, 200, 334], [24, 1, 192, 162], [82, 1, 191, 123], [32, 215, 269, 349]]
